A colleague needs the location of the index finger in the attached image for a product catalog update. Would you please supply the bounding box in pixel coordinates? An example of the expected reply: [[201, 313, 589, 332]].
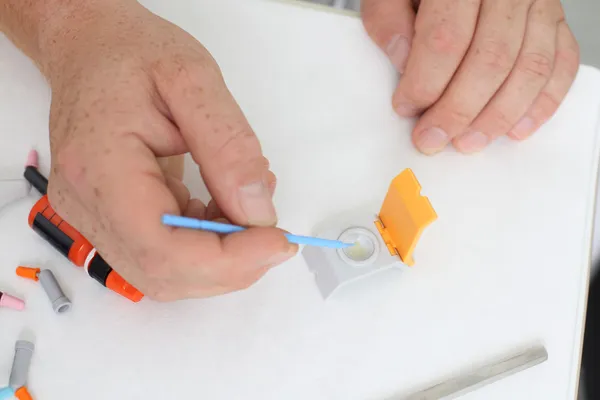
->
[[392, 0, 481, 116]]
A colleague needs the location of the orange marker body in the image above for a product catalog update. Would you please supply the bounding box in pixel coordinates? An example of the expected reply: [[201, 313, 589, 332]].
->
[[28, 195, 92, 267], [28, 195, 143, 303]]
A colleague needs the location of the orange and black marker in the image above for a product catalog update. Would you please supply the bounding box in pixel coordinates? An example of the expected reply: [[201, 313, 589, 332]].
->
[[24, 162, 143, 303]]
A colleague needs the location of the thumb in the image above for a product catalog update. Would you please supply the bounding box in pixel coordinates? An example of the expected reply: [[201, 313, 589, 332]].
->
[[361, 0, 417, 73], [156, 61, 277, 227]]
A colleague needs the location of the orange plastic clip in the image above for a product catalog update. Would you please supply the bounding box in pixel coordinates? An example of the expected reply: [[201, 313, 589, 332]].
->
[[375, 169, 437, 266], [14, 386, 33, 400], [16, 267, 41, 282]]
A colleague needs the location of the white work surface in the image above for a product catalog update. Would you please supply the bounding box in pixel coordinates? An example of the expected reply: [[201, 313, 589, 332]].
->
[[2, 1, 600, 399]]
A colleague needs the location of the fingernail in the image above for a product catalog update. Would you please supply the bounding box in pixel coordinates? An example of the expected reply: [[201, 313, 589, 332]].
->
[[455, 131, 489, 153], [387, 35, 410, 73], [266, 245, 298, 266], [510, 117, 536, 140], [415, 127, 448, 154], [239, 181, 277, 226]]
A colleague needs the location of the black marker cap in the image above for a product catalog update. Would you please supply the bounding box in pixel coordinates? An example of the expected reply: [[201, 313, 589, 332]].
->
[[24, 166, 48, 195]]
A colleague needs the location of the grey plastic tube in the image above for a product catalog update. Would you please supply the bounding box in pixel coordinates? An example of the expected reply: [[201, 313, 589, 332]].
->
[[8, 340, 35, 389], [38, 269, 71, 313]]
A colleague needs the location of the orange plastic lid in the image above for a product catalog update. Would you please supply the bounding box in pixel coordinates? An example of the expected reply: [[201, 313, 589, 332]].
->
[[376, 169, 437, 266]]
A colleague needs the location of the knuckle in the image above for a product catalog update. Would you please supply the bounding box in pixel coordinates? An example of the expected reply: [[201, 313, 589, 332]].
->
[[484, 107, 517, 136], [517, 52, 555, 80], [397, 80, 440, 107], [557, 47, 580, 77], [534, 91, 560, 119], [476, 39, 515, 72], [153, 54, 223, 94], [210, 127, 257, 161], [422, 22, 469, 56], [556, 23, 580, 76], [438, 103, 474, 126]]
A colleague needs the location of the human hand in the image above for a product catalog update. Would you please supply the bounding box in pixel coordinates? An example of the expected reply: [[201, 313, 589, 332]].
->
[[41, 2, 297, 301], [361, 0, 580, 154]]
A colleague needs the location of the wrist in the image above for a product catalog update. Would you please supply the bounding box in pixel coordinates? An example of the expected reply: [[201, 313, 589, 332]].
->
[[35, 0, 138, 80]]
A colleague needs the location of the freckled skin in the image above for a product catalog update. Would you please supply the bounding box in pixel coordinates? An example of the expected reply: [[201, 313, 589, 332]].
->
[[0, 0, 294, 301]]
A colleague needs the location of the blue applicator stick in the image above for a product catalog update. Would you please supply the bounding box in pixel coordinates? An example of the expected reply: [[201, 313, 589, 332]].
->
[[161, 214, 353, 249]]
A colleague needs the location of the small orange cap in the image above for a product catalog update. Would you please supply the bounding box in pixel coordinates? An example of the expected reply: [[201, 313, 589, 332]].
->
[[15, 386, 33, 400], [16, 266, 41, 282], [105, 271, 144, 303]]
